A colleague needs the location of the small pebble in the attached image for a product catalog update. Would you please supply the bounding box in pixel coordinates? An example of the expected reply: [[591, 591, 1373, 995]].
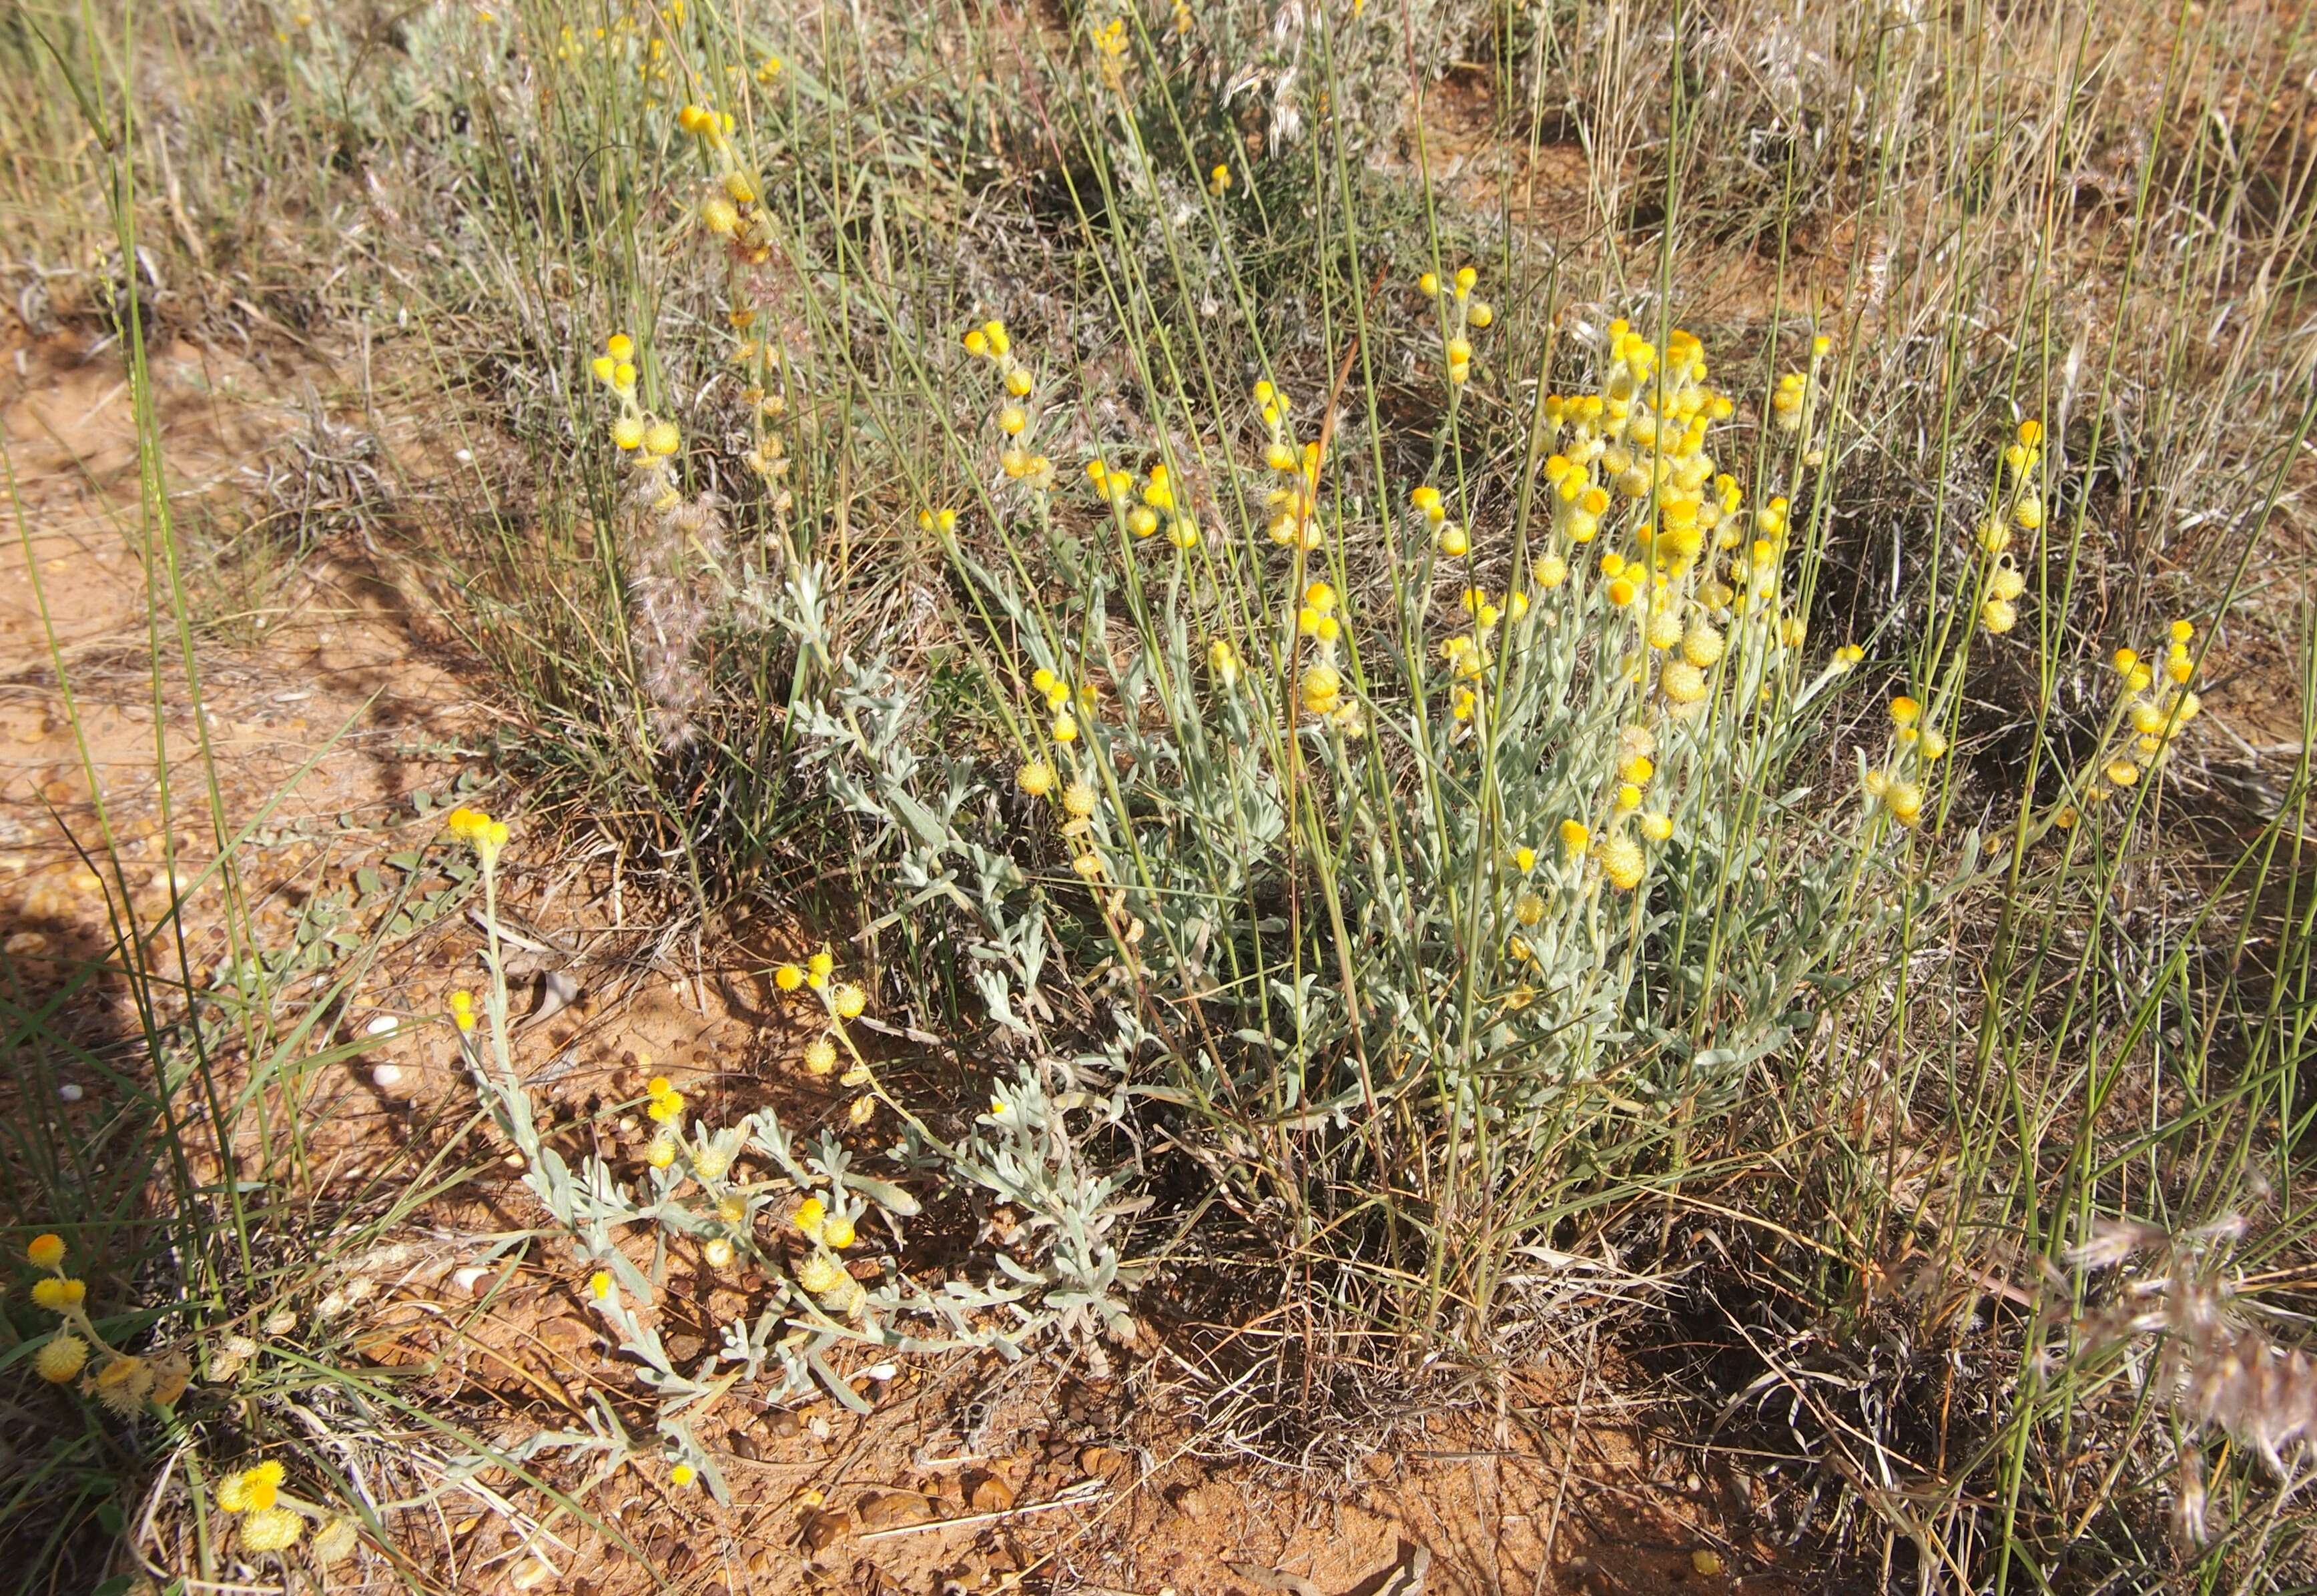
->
[[450, 1265, 490, 1295], [366, 1014, 400, 1035], [372, 1063, 406, 1092], [58, 1082, 83, 1102]]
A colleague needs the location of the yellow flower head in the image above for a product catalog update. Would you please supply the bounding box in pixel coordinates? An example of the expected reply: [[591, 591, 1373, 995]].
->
[[606, 334, 635, 361], [444, 806, 510, 859], [1660, 661, 1706, 705], [807, 951, 835, 982], [1599, 835, 1645, 891], [35, 1333, 87, 1383], [793, 1196, 827, 1239], [796, 1252, 846, 1295], [27, 1234, 64, 1270], [240, 1507, 304, 1553], [774, 963, 804, 991], [589, 1270, 613, 1300], [220, 1461, 287, 1513], [1559, 819, 1590, 859], [832, 984, 867, 1020], [671, 1463, 699, 1487], [803, 1036, 838, 1075], [821, 1214, 857, 1250], [448, 989, 476, 1033], [1299, 663, 1343, 715]]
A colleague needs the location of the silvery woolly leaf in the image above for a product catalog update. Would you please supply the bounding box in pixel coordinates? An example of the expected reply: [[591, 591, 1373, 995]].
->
[[839, 1173, 921, 1216]]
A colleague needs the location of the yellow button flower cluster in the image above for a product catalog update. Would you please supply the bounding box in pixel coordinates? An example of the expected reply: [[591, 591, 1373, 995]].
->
[[1417, 264, 1492, 384], [964, 320, 1057, 488], [1529, 317, 1776, 743], [444, 804, 511, 865], [591, 332, 691, 508], [677, 103, 773, 262], [1254, 382, 1327, 552], [1977, 420, 2047, 634], [218, 1461, 306, 1551], [2087, 622, 2202, 805], [1090, 15, 1130, 89]]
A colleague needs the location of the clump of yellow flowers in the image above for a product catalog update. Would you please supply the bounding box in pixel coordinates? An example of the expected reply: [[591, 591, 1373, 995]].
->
[[590, 332, 686, 503], [964, 320, 1059, 490], [2077, 622, 2204, 816], [1974, 418, 2045, 636], [771, 949, 881, 1128], [676, 102, 774, 264], [1417, 263, 1494, 385], [21, 1232, 190, 1419]]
